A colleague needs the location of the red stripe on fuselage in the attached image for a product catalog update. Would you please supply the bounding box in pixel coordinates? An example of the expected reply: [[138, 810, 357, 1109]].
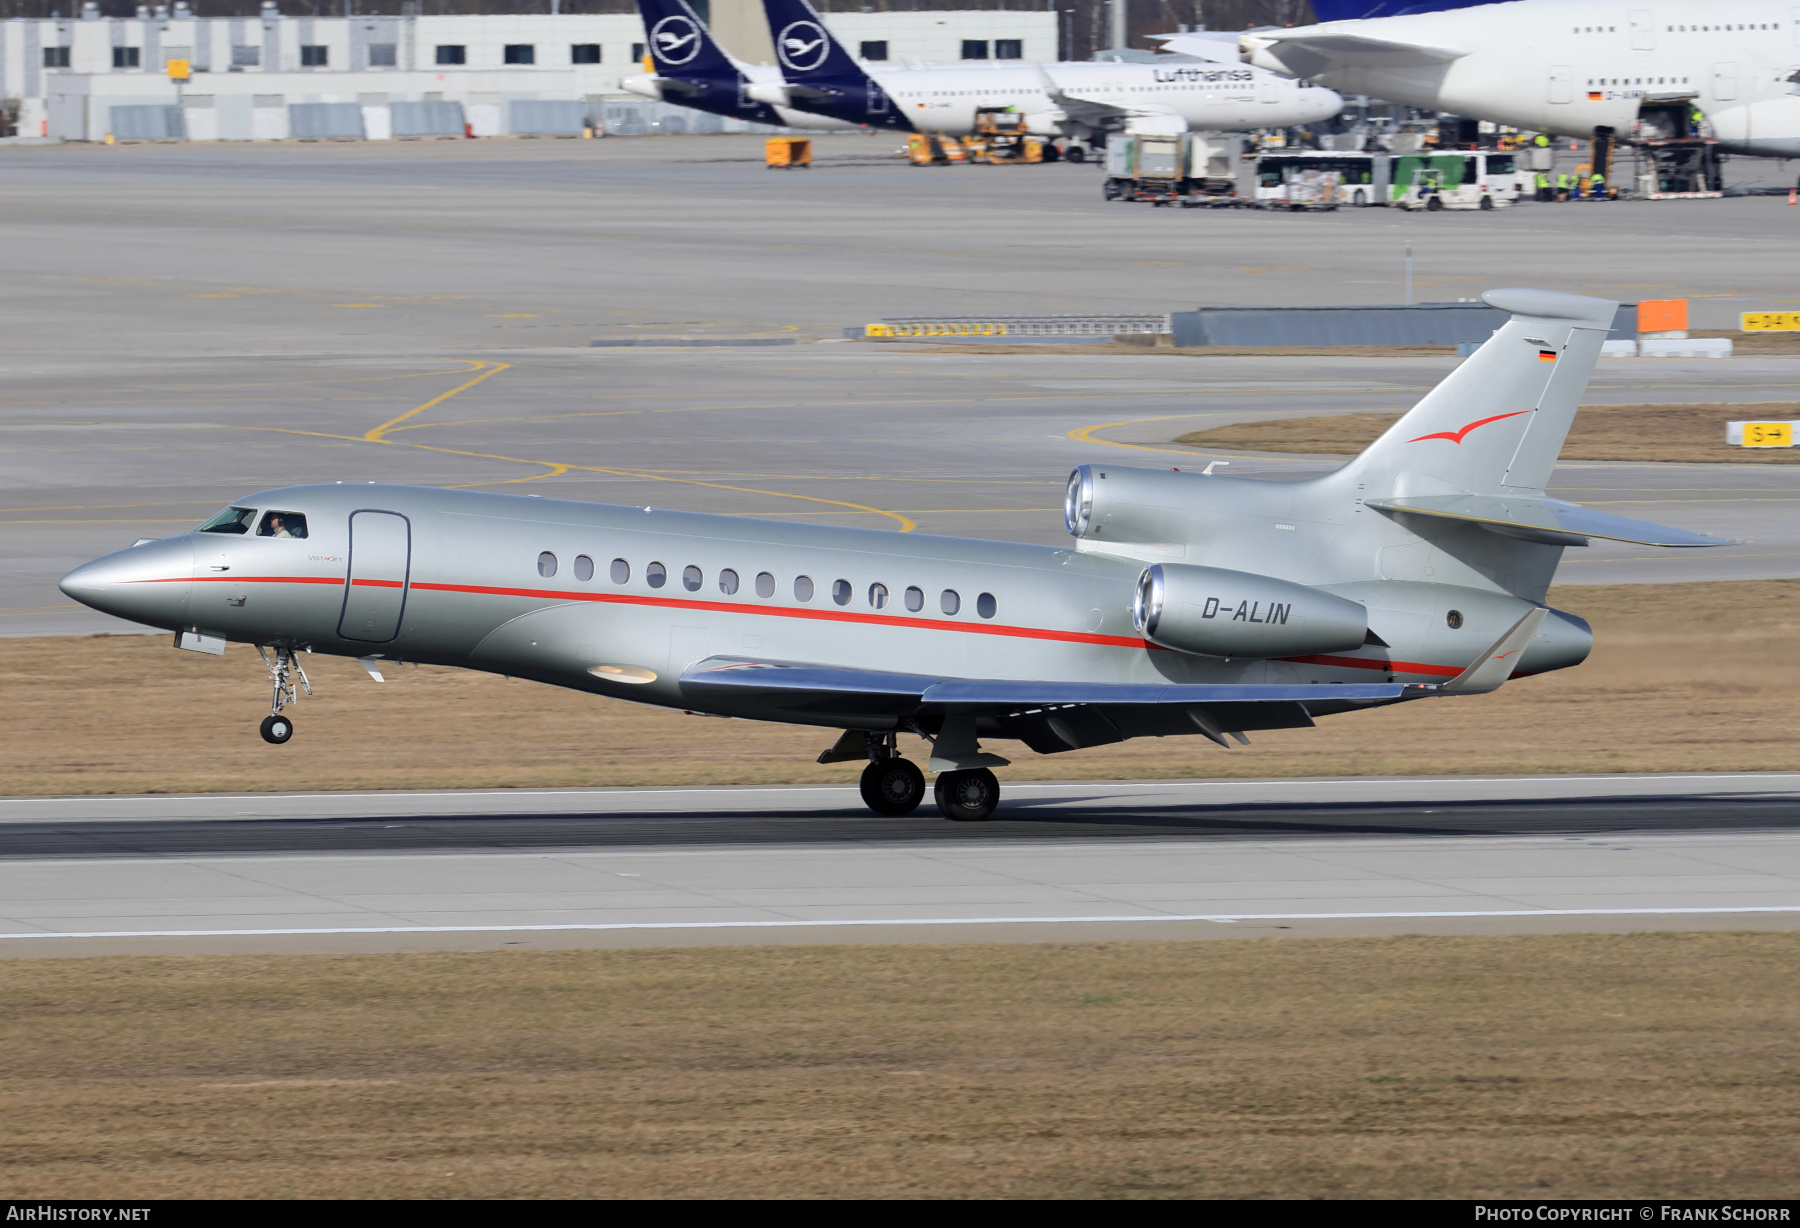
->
[[125, 574, 1479, 676]]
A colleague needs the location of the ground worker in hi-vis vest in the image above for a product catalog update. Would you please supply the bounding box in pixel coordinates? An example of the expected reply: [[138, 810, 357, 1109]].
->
[[1535, 171, 1551, 201], [1589, 169, 1607, 200], [1556, 172, 1572, 201]]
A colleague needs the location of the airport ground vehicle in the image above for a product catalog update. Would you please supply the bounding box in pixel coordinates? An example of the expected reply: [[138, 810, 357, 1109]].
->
[[1253, 150, 1526, 209], [59, 290, 1727, 822], [1254, 152, 1387, 207], [1393, 151, 1527, 210], [1104, 132, 1239, 203]]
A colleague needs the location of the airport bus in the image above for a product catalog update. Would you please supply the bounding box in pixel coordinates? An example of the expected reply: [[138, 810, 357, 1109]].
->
[[1253, 149, 1529, 209]]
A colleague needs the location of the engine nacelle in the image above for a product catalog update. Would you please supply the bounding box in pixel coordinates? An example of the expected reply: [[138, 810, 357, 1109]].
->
[[1065, 463, 1198, 546], [1133, 563, 1368, 659], [1022, 109, 1068, 136]]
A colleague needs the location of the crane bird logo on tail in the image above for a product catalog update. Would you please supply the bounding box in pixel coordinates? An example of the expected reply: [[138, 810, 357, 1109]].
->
[[650, 16, 702, 66], [777, 21, 831, 72]]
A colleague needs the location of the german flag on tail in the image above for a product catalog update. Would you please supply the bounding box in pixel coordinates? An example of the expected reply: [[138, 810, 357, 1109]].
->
[[1538, 349, 1558, 362]]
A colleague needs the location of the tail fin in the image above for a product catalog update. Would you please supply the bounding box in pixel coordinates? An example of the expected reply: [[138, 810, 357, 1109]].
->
[[637, 0, 740, 80], [762, 0, 865, 82], [1344, 288, 1616, 498]]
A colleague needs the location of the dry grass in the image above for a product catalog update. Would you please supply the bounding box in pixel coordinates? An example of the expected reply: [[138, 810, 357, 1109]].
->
[[1177, 402, 1800, 464], [2, 934, 1797, 1198], [4, 581, 1798, 796]]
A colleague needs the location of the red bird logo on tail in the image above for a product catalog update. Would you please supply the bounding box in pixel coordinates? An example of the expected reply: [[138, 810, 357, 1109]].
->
[[1408, 409, 1532, 445]]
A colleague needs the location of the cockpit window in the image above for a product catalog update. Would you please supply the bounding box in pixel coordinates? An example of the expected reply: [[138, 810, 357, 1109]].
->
[[257, 511, 308, 539], [197, 506, 257, 535]]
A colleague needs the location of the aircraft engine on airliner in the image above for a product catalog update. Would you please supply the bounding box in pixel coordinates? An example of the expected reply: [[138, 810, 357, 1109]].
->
[[1022, 110, 1068, 136], [1133, 564, 1369, 660]]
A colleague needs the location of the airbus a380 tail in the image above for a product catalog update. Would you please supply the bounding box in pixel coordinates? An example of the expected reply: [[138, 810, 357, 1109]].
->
[[59, 290, 1727, 822], [1175, 0, 1800, 157]]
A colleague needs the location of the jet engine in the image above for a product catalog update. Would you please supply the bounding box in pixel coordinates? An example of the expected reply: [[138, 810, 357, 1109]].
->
[[1133, 563, 1368, 659], [1022, 109, 1069, 136]]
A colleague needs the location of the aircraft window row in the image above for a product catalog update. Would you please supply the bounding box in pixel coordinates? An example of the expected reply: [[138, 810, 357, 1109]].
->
[[1590, 77, 1691, 86], [1667, 23, 1780, 31], [538, 552, 997, 618]]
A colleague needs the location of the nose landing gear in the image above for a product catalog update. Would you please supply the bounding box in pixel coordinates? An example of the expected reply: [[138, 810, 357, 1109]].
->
[[257, 646, 311, 745]]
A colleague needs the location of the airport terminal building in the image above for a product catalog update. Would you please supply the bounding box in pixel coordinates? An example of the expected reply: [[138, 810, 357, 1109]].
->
[[0, 7, 1056, 141]]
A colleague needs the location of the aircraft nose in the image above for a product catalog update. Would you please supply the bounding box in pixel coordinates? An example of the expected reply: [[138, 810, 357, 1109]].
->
[[59, 537, 194, 630]]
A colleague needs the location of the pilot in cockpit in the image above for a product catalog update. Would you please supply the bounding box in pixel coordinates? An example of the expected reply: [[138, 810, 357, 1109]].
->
[[258, 511, 308, 540]]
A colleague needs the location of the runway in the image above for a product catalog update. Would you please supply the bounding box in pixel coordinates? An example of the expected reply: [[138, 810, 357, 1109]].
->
[[4, 774, 1798, 956]]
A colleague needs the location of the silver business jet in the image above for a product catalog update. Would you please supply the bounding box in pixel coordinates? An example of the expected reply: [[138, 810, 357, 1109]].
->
[[60, 289, 1727, 821]]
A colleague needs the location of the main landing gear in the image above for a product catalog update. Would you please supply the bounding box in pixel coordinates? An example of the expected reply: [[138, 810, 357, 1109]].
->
[[828, 731, 1002, 821], [934, 768, 1000, 822], [257, 645, 310, 744]]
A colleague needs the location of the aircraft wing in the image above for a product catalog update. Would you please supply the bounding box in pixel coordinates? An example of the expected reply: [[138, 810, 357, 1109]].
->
[[1365, 495, 1732, 548], [1242, 30, 1467, 77], [679, 657, 1420, 752], [1029, 63, 1179, 129]]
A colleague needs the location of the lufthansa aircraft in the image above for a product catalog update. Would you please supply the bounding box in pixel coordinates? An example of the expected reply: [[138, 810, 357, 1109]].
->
[[752, 0, 1343, 143], [60, 290, 1726, 821], [1166, 0, 1800, 157], [619, 0, 865, 131]]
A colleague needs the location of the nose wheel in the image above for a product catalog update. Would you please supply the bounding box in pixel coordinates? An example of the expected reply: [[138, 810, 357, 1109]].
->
[[934, 768, 1000, 822], [256, 645, 310, 745]]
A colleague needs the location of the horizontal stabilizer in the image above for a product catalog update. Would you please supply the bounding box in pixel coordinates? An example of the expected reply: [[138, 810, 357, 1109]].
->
[[1442, 608, 1546, 695], [1365, 495, 1731, 548]]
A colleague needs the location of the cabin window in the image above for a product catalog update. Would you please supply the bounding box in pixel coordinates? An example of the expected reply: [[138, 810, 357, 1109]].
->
[[976, 592, 996, 619], [573, 554, 594, 581], [647, 561, 667, 589], [905, 585, 924, 612], [197, 506, 257, 535], [256, 511, 308, 539], [611, 558, 630, 584], [719, 568, 740, 595], [940, 589, 961, 616], [794, 575, 815, 602], [683, 565, 703, 592], [832, 579, 852, 606], [1446, 609, 1464, 629], [537, 551, 557, 578], [756, 571, 776, 598], [869, 583, 889, 609]]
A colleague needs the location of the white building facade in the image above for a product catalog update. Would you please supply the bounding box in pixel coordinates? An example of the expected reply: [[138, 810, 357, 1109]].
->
[[0, 8, 1057, 140]]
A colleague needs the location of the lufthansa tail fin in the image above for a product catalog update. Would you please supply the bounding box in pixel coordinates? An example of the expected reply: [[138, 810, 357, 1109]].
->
[[637, 0, 740, 80], [1344, 288, 1616, 499], [762, 0, 865, 82]]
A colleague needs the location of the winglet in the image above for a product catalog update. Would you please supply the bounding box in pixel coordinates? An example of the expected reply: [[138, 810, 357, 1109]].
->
[[1440, 608, 1547, 695]]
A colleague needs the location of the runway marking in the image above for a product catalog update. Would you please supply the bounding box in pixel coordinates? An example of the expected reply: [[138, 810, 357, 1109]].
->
[[7, 772, 1797, 807], [363, 360, 513, 443], [6, 906, 1800, 942], [1068, 414, 1335, 463]]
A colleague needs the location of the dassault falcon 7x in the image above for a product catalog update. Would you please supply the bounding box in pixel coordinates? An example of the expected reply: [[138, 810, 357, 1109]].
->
[[60, 289, 1727, 822]]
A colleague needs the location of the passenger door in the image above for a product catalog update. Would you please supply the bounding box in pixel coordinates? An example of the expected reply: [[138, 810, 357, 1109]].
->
[[339, 510, 411, 643], [1629, 10, 1655, 51], [1546, 64, 1573, 104], [1712, 62, 1738, 101]]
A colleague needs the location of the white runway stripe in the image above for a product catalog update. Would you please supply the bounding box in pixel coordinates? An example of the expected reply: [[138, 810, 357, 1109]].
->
[[6, 904, 1800, 941]]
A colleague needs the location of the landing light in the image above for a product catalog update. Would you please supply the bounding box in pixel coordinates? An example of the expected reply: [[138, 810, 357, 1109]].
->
[[588, 664, 657, 684]]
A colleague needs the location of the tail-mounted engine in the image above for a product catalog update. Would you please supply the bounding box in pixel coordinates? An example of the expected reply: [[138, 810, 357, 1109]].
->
[[1132, 563, 1368, 660]]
